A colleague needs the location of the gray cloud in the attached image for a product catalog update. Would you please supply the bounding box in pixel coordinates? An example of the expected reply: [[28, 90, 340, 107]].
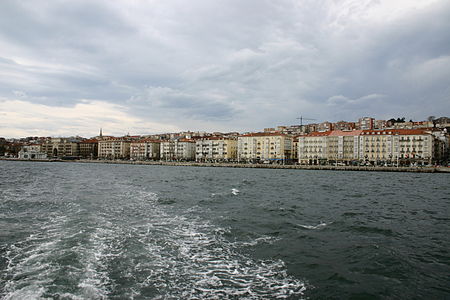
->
[[0, 0, 449, 137]]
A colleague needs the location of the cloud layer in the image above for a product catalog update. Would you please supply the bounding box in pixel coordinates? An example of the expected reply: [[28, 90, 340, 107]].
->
[[0, 0, 449, 137]]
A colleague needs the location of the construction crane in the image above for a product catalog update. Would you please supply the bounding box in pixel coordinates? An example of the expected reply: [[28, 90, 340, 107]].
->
[[297, 116, 317, 127]]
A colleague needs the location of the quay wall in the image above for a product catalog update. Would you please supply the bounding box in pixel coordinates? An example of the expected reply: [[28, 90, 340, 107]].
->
[[2, 158, 450, 173]]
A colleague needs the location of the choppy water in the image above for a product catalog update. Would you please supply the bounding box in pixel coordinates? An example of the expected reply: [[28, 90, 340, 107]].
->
[[0, 161, 449, 299]]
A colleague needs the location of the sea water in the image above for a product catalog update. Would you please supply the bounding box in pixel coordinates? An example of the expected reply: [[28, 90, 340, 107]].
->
[[0, 161, 449, 299]]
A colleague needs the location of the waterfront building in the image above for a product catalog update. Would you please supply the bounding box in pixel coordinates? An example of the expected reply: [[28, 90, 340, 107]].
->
[[130, 139, 160, 160], [98, 137, 131, 159], [18, 145, 47, 159], [360, 129, 437, 164], [298, 131, 362, 165], [78, 139, 98, 159], [299, 129, 442, 165], [195, 137, 237, 162], [237, 132, 292, 162], [160, 139, 196, 161], [41, 138, 80, 158], [298, 131, 329, 165], [292, 137, 299, 161]]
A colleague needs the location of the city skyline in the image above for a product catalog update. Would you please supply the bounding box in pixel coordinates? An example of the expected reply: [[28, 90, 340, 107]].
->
[[1, 115, 448, 140], [1, 0, 450, 138]]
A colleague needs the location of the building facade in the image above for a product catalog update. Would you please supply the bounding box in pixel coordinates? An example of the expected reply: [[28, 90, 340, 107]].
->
[[237, 133, 292, 162], [18, 145, 47, 159], [41, 138, 80, 158], [130, 139, 160, 160], [358, 117, 375, 130], [79, 139, 98, 159], [98, 137, 131, 159], [299, 129, 441, 165], [160, 139, 196, 161], [195, 137, 237, 161]]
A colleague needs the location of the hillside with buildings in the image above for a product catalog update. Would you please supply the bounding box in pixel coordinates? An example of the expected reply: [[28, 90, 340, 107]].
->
[[2, 116, 450, 167]]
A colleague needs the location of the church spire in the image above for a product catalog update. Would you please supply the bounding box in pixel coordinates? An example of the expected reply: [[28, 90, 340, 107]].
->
[[99, 128, 103, 137]]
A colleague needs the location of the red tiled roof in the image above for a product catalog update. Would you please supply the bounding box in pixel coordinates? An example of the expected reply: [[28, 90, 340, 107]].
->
[[80, 139, 98, 144], [178, 138, 195, 143], [132, 138, 161, 143], [239, 132, 287, 137], [329, 130, 363, 136], [306, 131, 332, 137], [361, 129, 430, 135], [200, 136, 236, 141]]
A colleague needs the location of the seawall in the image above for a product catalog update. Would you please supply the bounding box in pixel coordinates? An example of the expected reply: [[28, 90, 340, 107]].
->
[[2, 158, 449, 173]]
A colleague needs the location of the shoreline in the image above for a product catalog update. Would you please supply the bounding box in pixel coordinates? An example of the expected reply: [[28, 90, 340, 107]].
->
[[2, 158, 449, 173]]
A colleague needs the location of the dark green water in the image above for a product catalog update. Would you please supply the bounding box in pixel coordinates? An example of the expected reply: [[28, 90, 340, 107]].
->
[[0, 161, 449, 299]]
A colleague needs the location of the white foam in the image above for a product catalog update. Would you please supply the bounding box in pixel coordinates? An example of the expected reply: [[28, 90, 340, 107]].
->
[[298, 221, 332, 230], [128, 191, 306, 299], [2, 216, 67, 299], [2, 189, 307, 299]]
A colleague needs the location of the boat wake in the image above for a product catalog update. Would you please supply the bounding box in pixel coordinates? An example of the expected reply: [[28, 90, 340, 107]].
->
[[1, 190, 307, 299]]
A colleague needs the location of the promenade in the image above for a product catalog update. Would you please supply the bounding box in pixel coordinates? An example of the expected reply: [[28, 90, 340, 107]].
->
[[3, 158, 449, 173]]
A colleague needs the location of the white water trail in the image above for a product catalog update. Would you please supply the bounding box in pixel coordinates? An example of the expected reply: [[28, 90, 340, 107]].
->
[[298, 221, 332, 230]]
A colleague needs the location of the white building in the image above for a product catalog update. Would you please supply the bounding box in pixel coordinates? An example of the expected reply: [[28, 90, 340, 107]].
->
[[98, 137, 131, 159], [238, 132, 292, 162], [298, 129, 443, 165], [18, 145, 47, 159], [160, 139, 196, 161], [195, 137, 237, 161]]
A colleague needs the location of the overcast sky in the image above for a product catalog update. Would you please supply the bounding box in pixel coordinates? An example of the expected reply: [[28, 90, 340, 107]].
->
[[1, 0, 449, 137]]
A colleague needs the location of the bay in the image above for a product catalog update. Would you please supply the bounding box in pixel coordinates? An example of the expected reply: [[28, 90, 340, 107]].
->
[[1, 161, 449, 299]]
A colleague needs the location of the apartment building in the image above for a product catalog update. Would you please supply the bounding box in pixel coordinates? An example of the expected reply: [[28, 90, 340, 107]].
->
[[298, 131, 361, 165], [327, 131, 363, 162], [237, 132, 292, 162], [130, 139, 160, 160], [358, 117, 375, 130], [359, 129, 436, 164], [299, 129, 441, 165], [334, 121, 356, 131], [79, 139, 98, 159], [195, 137, 237, 162], [41, 138, 80, 158], [317, 121, 333, 132], [98, 137, 131, 159], [160, 139, 196, 161]]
